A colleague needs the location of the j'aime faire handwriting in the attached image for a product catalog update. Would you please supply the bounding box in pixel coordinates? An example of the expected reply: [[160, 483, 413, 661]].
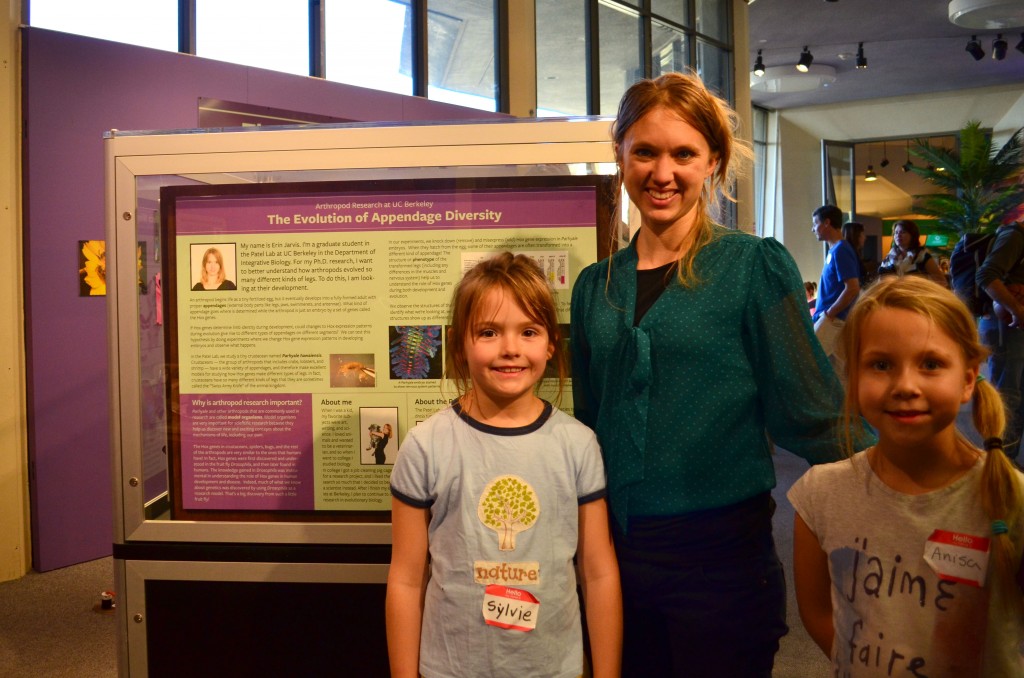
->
[[265, 209, 504, 227]]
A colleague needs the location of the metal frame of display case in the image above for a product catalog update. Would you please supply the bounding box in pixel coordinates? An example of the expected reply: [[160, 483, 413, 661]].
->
[[106, 116, 616, 676]]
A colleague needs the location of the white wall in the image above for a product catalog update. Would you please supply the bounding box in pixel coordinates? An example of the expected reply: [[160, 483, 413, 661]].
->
[[774, 85, 1024, 284]]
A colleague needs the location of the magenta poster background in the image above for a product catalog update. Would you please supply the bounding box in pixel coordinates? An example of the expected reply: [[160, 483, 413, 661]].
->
[[180, 394, 314, 510]]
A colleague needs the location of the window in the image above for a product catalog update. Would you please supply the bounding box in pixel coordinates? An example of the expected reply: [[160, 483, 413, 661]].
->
[[652, 20, 688, 78], [651, 0, 688, 27], [30, 0, 736, 118], [425, 0, 498, 111], [537, 0, 735, 116], [324, 0, 413, 96], [752, 106, 768, 237], [535, 0, 587, 116], [196, 0, 309, 76], [29, 0, 178, 51], [598, 1, 642, 116]]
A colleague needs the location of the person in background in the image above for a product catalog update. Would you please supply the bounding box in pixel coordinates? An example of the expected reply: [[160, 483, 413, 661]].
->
[[571, 72, 860, 677], [977, 219, 1024, 462], [805, 280, 818, 316], [841, 221, 868, 286], [388, 252, 621, 678], [812, 206, 861, 326], [877, 219, 947, 287], [789, 276, 1023, 675], [811, 205, 861, 375]]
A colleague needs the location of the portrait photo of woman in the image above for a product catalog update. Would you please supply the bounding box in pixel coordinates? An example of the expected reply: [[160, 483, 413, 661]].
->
[[191, 245, 237, 291]]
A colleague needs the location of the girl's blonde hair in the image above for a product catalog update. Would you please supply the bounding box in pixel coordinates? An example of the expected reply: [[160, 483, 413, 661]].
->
[[840, 276, 1021, 600], [445, 252, 566, 404], [200, 247, 226, 285], [611, 71, 752, 287]]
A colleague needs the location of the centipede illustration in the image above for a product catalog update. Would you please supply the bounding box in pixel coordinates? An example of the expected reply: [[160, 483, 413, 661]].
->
[[390, 325, 441, 379]]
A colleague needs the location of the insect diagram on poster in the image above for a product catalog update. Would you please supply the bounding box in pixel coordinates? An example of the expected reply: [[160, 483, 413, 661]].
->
[[161, 176, 610, 520]]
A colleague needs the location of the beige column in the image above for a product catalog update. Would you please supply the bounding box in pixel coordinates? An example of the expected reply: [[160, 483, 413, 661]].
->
[[732, 0, 754, 234], [0, 0, 29, 582]]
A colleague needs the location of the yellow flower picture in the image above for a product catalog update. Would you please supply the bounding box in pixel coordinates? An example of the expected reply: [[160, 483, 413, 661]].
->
[[79, 240, 106, 296]]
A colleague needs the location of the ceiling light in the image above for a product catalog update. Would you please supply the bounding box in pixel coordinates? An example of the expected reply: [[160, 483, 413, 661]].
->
[[949, 0, 1024, 30], [865, 165, 878, 181], [797, 46, 814, 72], [901, 140, 914, 172], [880, 141, 889, 168], [749, 64, 837, 93], [1017, 33, 1024, 54], [993, 34, 1008, 60], [855, 42, 867, 69], [966, 35, 985, 60], [753, 50, 765, 77]]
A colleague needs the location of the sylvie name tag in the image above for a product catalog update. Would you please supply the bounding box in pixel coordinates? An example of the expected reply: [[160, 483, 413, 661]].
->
[[923, 529, 991, 588], [482, 584, 539, 632]]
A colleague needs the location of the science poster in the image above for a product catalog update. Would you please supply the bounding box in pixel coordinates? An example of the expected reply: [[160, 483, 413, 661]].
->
[[162, 176, 612, 520]]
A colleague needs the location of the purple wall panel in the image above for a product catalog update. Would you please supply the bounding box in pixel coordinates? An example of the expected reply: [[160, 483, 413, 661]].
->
[[23, 27, 504, 570]]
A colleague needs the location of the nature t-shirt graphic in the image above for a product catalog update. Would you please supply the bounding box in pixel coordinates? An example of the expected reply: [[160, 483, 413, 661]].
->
[[478, 475, 539, 550]]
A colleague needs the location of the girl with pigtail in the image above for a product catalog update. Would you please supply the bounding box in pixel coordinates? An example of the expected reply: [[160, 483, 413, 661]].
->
[[790, 275, 1024, 676]]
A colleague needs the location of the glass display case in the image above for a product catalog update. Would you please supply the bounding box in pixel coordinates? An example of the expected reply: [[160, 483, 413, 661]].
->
[[105, 116, 618, 675]]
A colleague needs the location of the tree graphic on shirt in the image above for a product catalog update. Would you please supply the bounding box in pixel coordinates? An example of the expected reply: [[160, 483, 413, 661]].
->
[[478, 475, 539, 551]]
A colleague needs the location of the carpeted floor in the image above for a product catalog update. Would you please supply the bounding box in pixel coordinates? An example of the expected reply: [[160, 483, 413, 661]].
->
[[0, 555, 118, 677], [0, 448, 829, 677]]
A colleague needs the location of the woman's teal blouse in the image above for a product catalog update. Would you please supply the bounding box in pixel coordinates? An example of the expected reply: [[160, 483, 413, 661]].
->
[[571, 227, 856, 532]]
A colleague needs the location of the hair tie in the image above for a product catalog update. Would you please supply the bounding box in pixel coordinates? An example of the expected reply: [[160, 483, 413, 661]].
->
[[992, 520, 1008, 536], [983, 437, 1004, 451], [976, 373, 986, 383]]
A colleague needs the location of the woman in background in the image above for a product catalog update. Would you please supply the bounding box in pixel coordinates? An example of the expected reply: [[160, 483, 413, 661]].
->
[[841, 221, 869, 286], [877, 219, 946, 286]]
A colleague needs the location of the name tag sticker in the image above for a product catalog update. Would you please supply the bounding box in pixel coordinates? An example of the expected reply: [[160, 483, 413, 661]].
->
[[923, 529, 991, 588], [482, 584, 539, 632]]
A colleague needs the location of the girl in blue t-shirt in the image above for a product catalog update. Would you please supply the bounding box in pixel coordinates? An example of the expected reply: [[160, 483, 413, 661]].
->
[[386, 252, 621, 678]]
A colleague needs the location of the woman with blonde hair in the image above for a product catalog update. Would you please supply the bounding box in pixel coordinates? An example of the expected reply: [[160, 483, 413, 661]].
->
[[571, 72, 863, 677], [193, 246, 236, 291]]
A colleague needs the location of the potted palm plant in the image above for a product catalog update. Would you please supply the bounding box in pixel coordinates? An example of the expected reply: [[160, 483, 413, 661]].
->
[[910, 120, 1024, 236]]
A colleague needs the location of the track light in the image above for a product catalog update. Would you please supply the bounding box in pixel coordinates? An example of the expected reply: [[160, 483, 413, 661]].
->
[[993, 34, 1008, 60], [901, 140, 913, 173], [753, 50, 765, 77], [865, 165, 877, 182], [966, 35, 984, 60], [1017, 33, 1024, 55], [855, 42, 867, 69], [796, 46, 813, 72]]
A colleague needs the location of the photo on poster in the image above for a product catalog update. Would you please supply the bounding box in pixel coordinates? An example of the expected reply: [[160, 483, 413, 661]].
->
[[79, 239, 106, 296], [190, 243, 238, 291], [330, 353, 377, 387], [360, 407, 399, 466], [389, 325, 443, 380], [79, 240, 149, 296]]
